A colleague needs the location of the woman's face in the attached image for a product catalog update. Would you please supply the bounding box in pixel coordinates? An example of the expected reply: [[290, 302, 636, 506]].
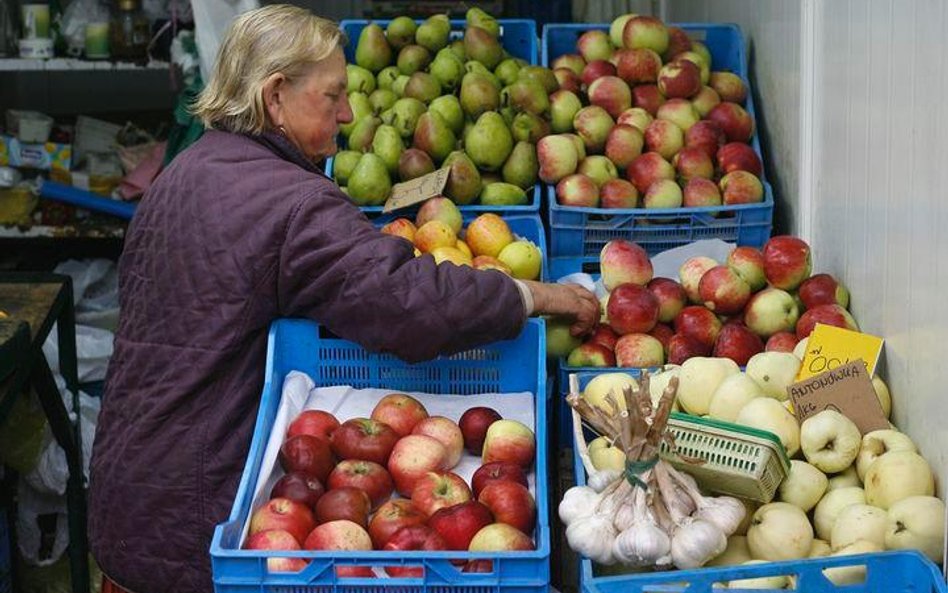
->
[[269, 47, 353, 162]]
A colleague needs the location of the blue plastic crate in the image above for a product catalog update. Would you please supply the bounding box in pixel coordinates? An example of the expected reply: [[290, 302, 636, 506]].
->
[[210, 318, 550, 593], [375, 213, 549, 281], [569, 446, 946, 593], [327, 18, 541, 215], [541, 23, 774, 258]]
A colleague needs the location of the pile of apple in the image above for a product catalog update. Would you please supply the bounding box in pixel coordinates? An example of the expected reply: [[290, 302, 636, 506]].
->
[[542, 14, 765, 210], [577, 363, 945, 579], [335, 8, 558, 207], [243, 393, 539, 576], [558, 235, 858, 369], [380, 198, 542, 279]]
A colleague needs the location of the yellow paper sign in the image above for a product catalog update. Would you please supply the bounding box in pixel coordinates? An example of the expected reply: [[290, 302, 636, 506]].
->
[[797, 324, 884, 381], [382, 166, 451, 213]]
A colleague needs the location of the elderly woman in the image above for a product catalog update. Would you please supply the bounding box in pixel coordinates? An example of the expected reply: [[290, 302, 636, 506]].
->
[[88, 5, 598, 592]]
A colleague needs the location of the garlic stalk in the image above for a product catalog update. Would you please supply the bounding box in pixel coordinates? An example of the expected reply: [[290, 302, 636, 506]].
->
[[558, 486, 600, 527], [666, 466, 745, 536], [566, 514, 618, 565]]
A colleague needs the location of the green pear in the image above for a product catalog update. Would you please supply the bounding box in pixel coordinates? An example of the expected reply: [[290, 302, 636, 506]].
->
[[442, 151, 482, 205], [480, 171, 503, 185], [501, 79, 550, 115], [376, 66, 400, 91], [355, 23, 392, 73], [372, 124, 404, 175], [392, 74, 410, 97], [494, 58, 523, 87], [369, 88, 397, 113], [464, 26, 503, 70], [387, 97, 427, 138], [347, 116, 381, 153], [404, 72, 441, 103], [347, 64, 376, 94], [480, 182, 528, 206], [348, 153, 392, 206], [465, 7, 500, 38], [511, 112, 551, 143], [428, 95, 465, 135], [459, 72, 500, 119], [465, 61, 502, 89], [415, 14, 450, 53], [396, 44, 431, 75], [332, 150, 361, 186], [501, 141, 539, 189], [518, 66, 559, 94], [430, 48, 465, 91], [465, 111, 513, 172], [385, 16, 417, 50], [339, 92, 372, 137], [550, 90, 582, 133], [500, 106, 517, 126], [413, 111, 456, 164], [449, 39, 466, 60]]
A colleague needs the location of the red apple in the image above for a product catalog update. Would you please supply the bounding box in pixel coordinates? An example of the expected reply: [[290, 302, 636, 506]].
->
[[692, 85, 721, 117], [647, 277, 687, 323], [371, 393, 429, 437], [552, 53, 585, 76], [720, 170, 764, 205], [672, 146, 714, 181], [664, 26, 692, 61], [607, 283, 660, 335], [270, 471, 325, 510], [556, 173, 600, 207], [315, 487, 372, 528], [388, 434, 448, 496], [706, 102, 754, 143], [482, 420, 535, 469], [627, 152, 674, 194], [657, 59, 702, 99], [604, 124, 645, 170], [615, 333, 665, 368], [685, 120, 726, 160], [249, 498, 316, 546], [458, 407, 502, 455], [327, 460, 394, 509], [577, 29, 613, 63], [709, 71, 747, 104], [667, 333, 712, 365], [331, 418, 400, 466], [648, 322, 675, 352], [411, 416, 464, 469], [616, 107, 654, 133], [717, 142, 762, 177], [622, 15, 669, 54], [382, 525, 448, 577], [795, 304, 860, 339], [678, 256, 719, 303], [581, 59, 617, 87], [573, 105, 615, 154], [411, 471, 472, 517], [303, 519, 373, 552], [566, 342, 616, 367], [554, 68, 582, 94], [644, 119, 684, 160], [428, 501, 494, 550], [600, 239, 654, 290], [765, 331, 799, 353], [600, 178, 639, 208], [468, 523, 534, 551], [478, 481, 536, 534], [588, 325, 619, 351], [726, 246, 767, 292], [243, 529, 308, 573], [744, 287, 800, 337], [712, 323, 764, 366], [588, 76, 632, 119], [632, 84, 666, 116], [368, 499, 427, 548], [286, 410, 340, 442], [763, 236, 812, 291], [615, 48, 662, 84], [798, 273, 850, 309], [643, 179, 683, 209], [471, 461, 529, 498], [698, 265, 752, 315], [279, 434, 334, 483], [682, 178, 722, 208], [674, 305, 723, 349]]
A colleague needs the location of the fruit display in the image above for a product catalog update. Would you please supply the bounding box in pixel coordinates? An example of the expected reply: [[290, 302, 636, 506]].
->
[[333, 10, 555, 208], [559, 234, 857, 369], [243, 392, 539, 575], [544, 15, 765, 210], [380, 204, 543, 279]]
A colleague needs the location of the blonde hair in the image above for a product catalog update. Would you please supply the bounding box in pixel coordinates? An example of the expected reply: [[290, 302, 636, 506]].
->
[[192, 4, 346, 134]]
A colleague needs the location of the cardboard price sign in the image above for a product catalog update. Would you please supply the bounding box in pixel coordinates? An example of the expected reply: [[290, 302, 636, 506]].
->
[[788, 359, 889, 434], [382, 167, 451, 213]]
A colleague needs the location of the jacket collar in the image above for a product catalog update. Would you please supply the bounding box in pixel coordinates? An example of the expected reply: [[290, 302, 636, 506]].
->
[[251, 130, 330, 179]]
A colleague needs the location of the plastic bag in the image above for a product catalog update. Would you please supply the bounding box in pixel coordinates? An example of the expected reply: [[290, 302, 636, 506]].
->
[[60, 0, 108, 57], [23, 391, 100, 498], [50, 258, 119, 331], [16, 479, 69, 567], [191, 0, 259, 83]]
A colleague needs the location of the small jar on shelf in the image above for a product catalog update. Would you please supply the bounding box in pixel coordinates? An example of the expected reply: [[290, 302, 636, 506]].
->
[[109, 0, 149, 61]]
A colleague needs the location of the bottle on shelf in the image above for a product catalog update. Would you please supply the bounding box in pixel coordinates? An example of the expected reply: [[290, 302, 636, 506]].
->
[[109, 0, 149, 61]]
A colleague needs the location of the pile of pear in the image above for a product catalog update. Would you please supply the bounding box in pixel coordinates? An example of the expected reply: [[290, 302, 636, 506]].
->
[[336, 9, 556, 207]]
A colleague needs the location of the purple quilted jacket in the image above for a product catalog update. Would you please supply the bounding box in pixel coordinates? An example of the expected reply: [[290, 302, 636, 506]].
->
[[88, 130, 525, 592]]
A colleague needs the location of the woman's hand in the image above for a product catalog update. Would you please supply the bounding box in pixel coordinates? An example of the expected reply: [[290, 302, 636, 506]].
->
[[522, 281, 600, 337]]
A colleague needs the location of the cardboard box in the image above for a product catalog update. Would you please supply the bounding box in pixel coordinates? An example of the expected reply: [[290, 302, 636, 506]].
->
[[0, 134, 72, 171]]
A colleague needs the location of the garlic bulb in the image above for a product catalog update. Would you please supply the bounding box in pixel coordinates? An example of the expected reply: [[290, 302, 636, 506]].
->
[[566, 514, 618, 565], [613, 501, 637, 532], [613, 489, 671, 566], [588, 469, 622, 493], [667, 467, 745, 535], [671, 518, 727, 569], [559, 486, 600, 527]]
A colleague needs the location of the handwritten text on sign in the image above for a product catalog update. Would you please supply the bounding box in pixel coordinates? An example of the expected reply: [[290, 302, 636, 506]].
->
[[383, 167, 451, 213], [797, 324, 884, 381], [788, 359, 888, 434]]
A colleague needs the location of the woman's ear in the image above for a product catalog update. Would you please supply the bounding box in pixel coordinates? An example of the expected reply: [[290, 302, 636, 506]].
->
[[262, 72, 288, 127]]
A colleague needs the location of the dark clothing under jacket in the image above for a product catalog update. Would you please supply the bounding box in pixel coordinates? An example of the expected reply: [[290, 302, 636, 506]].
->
[[88, 129, 526, 593]]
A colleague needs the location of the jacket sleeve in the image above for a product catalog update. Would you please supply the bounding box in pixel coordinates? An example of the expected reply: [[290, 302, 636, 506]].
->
[[276, 182, 527, 363]]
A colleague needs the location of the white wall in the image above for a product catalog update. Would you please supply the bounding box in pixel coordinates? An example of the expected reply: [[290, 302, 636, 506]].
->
[[664, 0, 948, 490]]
